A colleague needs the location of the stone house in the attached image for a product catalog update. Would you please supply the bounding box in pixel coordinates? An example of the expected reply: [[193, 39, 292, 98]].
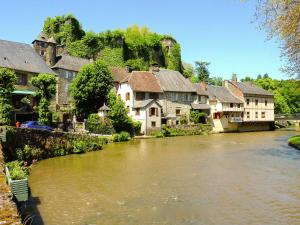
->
[[0, 39, 56, 123], [32, 32, 91, 122], [224, 77, 275, 131], [117, 71, 162, 134], [207, 85, 244, 132], [191, 82, 210, 116], [153, 68, 197, 125]]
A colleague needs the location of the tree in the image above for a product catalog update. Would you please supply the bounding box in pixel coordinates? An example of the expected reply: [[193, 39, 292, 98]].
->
[[256, 0, 300, 78], [195, 61, 210, 82], [208, 76, 223, 86], [182, 63, 194, 78], [0, 68, 16, 125], [241, 76, 254, 82], [70, 60, 113, 120], [30, 73, 57, 125], [107, 90, 135, 134], [167, 43, 182, 72], [257, 74, 262, 80]]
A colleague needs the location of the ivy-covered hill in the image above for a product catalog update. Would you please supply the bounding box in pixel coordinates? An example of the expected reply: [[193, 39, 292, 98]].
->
[[42, 14, 182, 72]]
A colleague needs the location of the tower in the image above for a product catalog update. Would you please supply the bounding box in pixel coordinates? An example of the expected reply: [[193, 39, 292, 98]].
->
[[32, 32, 57, 66]]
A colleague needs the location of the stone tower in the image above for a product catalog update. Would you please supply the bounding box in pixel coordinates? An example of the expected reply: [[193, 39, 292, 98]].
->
[[161, 37, 176, 54], [32, 32, 57, 66]]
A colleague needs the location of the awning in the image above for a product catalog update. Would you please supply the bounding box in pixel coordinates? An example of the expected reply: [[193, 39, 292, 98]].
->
[[191, 103, 210, 110], [13, 90, 35, 95]]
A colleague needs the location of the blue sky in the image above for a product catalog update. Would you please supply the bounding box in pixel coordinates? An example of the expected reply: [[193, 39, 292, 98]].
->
[[0, 0, 286, 80]]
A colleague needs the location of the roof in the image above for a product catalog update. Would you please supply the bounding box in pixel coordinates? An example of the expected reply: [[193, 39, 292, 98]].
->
[[192, 83, 209, 96], [191, 103, 210, 110], [13, 90, 35, 95], [133, 99, 162, 109], [52, 54, 91, 72], [236, 82, 274, 96], [124, 71, 162, 93], [98, 104, 110, 111], [207, 85, 244, 103], [154, 69, 196, 93], [32, 31, 56, 44], [0, 39, 56, 75], [110, 67, 130, 83]]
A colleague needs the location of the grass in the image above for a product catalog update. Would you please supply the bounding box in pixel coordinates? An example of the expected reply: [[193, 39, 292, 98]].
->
[[288, 135, 300, 150]]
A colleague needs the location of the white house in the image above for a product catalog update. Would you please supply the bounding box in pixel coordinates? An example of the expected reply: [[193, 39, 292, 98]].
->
[[117, 71, 163, 134]]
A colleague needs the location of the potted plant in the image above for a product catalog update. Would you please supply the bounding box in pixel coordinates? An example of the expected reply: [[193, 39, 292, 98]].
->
[[5, 161, 29, 202]]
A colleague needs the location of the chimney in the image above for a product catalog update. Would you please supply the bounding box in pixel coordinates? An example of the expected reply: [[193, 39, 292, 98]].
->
[[232, 73, 238, 85], [150, 63, 160, 73], [199, 81, 207, 91]]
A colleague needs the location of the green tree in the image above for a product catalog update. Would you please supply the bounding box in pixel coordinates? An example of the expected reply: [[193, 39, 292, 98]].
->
[[125, 59, 148, 71], [107, 90, 135, 134], [263, 73, 269, 79], [30, 73, 57, 125], [241, 76, 254, 82], [208, 76, 223, 86], [167, 43, 182, 72], [70, 60, 113, 120], [195, 61, 210, 82], [99, 47, 124, 67], [0, 68, 16, 125]]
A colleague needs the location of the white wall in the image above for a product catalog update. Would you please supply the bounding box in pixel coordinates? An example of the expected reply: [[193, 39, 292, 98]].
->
[[243, 95, 274, 121]]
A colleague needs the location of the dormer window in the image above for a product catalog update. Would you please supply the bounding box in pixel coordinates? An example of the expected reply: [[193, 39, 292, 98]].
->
[[16, 74, 27, 86]]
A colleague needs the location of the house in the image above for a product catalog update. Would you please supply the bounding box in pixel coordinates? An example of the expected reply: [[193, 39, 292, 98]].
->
[[225, 77, 275, 131], [117, 71, 162, 134], [191, 82, 210, 116], [153, 68, 197, 125], [207, 85, 244, 132], [32, 32, 91, 122], [110, 67, 130, 91], [0, 39, 56, 123]]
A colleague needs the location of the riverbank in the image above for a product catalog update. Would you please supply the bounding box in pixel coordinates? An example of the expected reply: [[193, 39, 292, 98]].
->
[[0, 144, 22, 225], [288, 135, 300, 150]]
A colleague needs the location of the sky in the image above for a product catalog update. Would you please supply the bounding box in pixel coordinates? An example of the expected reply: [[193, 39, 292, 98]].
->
[[0, 0, 286, 80]]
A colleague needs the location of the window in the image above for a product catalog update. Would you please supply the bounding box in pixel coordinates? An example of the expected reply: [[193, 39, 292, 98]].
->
[[135, 108, 140, 116], [213, 113, 220, 119], [151, 121, 156, 127], [149, 107, 158, 117], [149, 93, 159, 100], [176, 109, 181, 116], [246, 111, 250, 119], [261, 112, 265, 118], [237, 104, 241, 108], [230, 103, 234, 108], [246, 99, 250, 105], [16, 74, 27, 85], [255, 111, 258, 118], [265, 100, 268, 106], [255, 99, 258, 106], [40, 50, 45, 56], [172, 93, 178, 102], [125, 92, 130, 101], [136, 92, 145, 100]]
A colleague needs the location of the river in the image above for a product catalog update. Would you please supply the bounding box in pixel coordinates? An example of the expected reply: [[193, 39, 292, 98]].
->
[[28, 131, 300, 225]]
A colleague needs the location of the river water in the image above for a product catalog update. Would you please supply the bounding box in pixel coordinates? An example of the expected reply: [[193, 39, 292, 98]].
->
[[28, 131, 300, 225]]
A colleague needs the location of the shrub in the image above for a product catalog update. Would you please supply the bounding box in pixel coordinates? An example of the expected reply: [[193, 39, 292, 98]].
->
[[86, 114, 114, 134], [112, 132, 130, 142], [180, 114, 188, 125], [155, 131, 164, 138], [133, 121, 142, 135], [288, 135, 300, 149], [6, 161, 29, 180], [72, 140, 86, 154], [189, 110, 207, 124]]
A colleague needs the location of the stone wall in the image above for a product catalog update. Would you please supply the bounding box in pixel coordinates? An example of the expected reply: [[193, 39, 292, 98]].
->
[[0, 143, 22, 225]]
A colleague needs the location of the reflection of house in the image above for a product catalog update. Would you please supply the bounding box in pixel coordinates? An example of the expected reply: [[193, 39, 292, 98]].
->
[[32, 32, 90, 121], [0, 39, 56, 123], [117, 71, 162, 134], [225, 77, 274, 131], [153, 68, 197, 125], [207, 85, 244, 132]]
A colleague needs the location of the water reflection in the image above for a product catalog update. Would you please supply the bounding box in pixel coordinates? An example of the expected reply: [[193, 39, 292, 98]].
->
[[29, 131, 300, 225]]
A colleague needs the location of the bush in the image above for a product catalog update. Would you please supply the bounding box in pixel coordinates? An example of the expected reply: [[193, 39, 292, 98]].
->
[[6, 161, 29, 180], [180, 114, 188, 125], [155, 131, 164, 138], [86, 114, 114, 134], [189, 110, 207, 124], [133, 121, 142, 135], [112, 132, 130, 142], [288, 135, 300, 149]]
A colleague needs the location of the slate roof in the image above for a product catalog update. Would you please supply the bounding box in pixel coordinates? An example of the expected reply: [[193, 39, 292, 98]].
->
[[154, 69, 196, 93], [191, 103, 210, 110], [192, 83, 209, 96], [0, 39, 56, 75], [207, 85, 244, 103], [133, 99, 162, 109], [52, 54, 91, 72], [124, 71, 163, 93], [110, 67, 130, 83], [237, 82, 274, 96]]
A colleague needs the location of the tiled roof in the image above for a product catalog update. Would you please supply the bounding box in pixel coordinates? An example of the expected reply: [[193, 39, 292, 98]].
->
[[110, 67, 130, 83], [207, 85, 244, 103], [237, 82, 274, 96], [52, 54, 91, 72], [154, 69, 196, 93], [0, 39, 56, 75], [133, 99, 162, 109], [125, 71, 163, 93], [192, 83, 209, 96]]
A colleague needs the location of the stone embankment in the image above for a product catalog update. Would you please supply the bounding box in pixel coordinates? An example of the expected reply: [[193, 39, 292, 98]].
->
[[0, 144, 22, 225]]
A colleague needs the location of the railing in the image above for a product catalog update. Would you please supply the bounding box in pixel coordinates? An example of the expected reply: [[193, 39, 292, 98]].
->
[[229, 117, 243, 123]]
